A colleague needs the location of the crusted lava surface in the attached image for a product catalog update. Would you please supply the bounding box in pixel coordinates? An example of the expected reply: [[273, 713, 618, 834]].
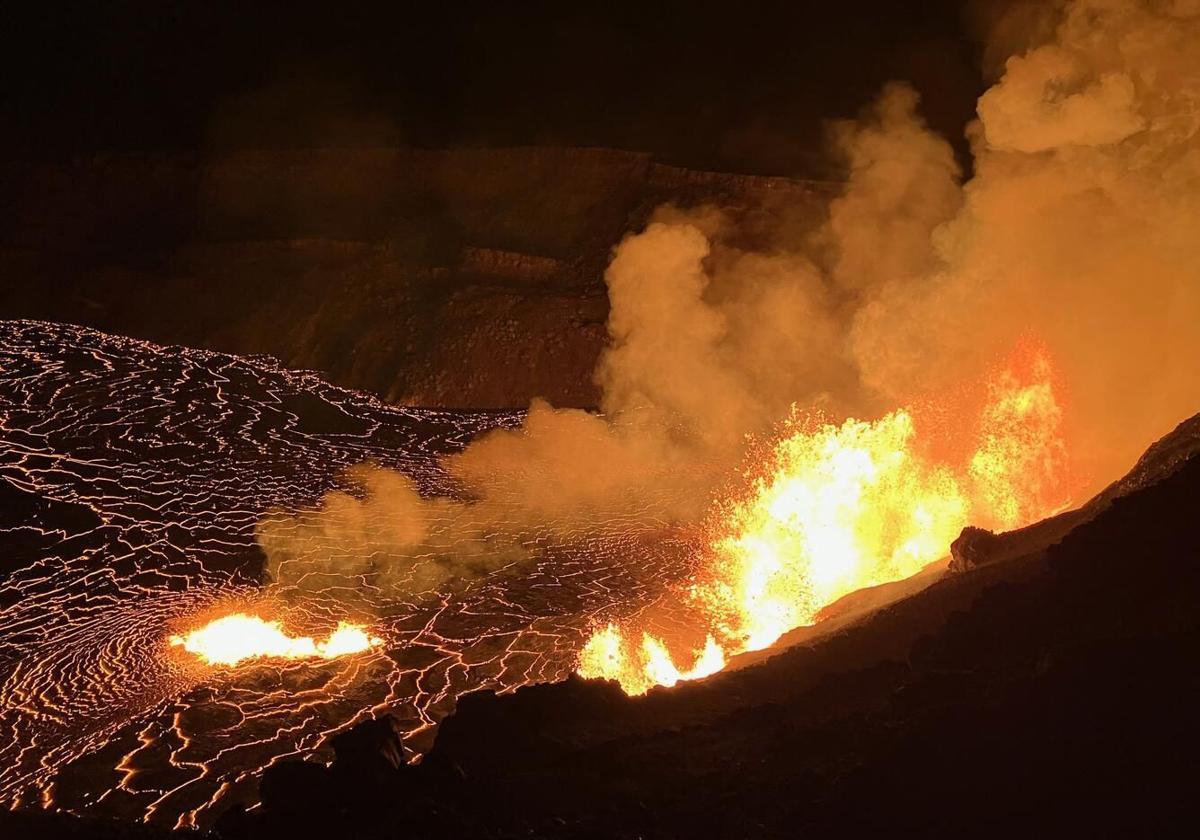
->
[[0, 320, 696, 829]]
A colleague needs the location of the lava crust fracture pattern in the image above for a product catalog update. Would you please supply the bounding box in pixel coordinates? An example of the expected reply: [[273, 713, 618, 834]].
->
[[0, 321, 691, 828]]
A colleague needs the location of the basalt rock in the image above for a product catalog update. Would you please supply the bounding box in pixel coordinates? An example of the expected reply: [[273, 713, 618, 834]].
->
[[257, 759, 334, 817], [948, 525, 1000, 572], [330, 715, 407, 778]]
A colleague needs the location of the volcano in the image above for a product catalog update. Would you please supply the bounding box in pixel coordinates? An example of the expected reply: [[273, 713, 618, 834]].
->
[[5, 2, 1200, 837]]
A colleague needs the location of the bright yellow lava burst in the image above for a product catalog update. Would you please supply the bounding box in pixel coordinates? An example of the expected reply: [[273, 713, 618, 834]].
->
[[698, 409, 967, 653], [169, 614, 382, 666], [579, 352, 1072, 695]]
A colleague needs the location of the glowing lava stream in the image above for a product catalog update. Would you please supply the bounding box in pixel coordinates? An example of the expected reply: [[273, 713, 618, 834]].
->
[[170, 614, 383, 666], [579, 350, 1073, 695]]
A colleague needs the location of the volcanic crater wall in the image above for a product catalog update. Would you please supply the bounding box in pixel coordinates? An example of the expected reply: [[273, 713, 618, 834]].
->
[[0, 148, 836, 407]]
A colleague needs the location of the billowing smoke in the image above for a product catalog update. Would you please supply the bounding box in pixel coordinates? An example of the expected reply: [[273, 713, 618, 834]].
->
[[851, 0, 1200, 485], [260, 0, 1200, 596]]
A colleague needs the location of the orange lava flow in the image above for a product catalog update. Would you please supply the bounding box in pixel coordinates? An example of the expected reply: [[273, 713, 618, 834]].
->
[[169, 614, 383, 666], [579, 349, 1073, 695]]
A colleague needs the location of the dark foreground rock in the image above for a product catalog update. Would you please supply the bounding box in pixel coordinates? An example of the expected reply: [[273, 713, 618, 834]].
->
[[948, 524, 1001, 572]]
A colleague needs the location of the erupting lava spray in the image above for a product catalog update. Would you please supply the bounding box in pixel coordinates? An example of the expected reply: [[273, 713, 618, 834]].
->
[[579, 349, 1073, 694]]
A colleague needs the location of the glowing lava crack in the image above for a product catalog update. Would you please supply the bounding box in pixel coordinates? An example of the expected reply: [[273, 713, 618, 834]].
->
[[169, 615, 382, 666]]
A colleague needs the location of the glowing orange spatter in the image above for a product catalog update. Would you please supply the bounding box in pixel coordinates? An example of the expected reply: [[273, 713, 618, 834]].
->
[[579, 351, 1073, 695], [170, 614, 382, 666]]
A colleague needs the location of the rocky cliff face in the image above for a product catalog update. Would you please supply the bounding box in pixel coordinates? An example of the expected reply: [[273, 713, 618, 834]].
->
[[0, 148, 836, 407]]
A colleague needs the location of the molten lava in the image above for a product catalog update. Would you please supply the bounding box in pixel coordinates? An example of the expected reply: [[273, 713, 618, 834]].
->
[[169, 614, 382, 666], [579, 350, 1074, 695]]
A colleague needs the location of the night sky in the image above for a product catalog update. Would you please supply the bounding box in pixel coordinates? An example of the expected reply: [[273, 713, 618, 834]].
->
[[3, 1, 985, 175]]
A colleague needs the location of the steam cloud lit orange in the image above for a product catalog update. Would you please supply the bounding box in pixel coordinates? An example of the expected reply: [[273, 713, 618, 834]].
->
[[169, 614, 382, 666]]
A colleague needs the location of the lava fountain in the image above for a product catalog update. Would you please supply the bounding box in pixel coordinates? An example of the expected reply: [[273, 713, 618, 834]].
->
[[579, 346, 1074, 694], [170, 614, 383, 666]]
